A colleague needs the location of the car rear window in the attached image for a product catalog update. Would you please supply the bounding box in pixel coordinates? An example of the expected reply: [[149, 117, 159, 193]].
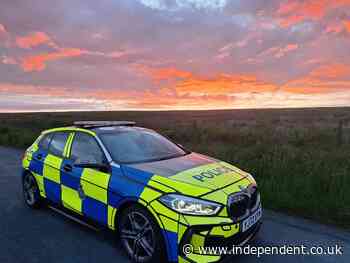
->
[[38, 133, 53, 151]]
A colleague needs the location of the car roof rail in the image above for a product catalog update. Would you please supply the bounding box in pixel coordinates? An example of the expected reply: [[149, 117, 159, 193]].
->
[[73, 121, 136, 129]]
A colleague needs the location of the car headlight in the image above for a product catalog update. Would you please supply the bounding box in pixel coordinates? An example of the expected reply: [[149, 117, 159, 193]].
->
[[159, 194, 222, 216]]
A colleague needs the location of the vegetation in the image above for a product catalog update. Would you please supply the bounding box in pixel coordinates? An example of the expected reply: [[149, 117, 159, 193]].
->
[[1, 108, 350, 228]]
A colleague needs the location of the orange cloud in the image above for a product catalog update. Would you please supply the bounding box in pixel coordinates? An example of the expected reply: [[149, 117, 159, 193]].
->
[[282, 63, 350, 93], [309, 63, 350, 79], [277, 0, 350, 27], [16, 32, 56, 49], [21, 48, 85, 72], [325, 19, 350, 34], [344, 20, 350, 32], [135, 65, 193, 82], [174, 74, 278, 95], [0, 82, 237, 110], [138, 65, 279, 95]]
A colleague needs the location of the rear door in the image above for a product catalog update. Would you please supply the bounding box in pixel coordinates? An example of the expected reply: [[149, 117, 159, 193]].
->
[[65, 132, 111, 225], [29, 133, 54, 196], [43, 131, 71, 204]]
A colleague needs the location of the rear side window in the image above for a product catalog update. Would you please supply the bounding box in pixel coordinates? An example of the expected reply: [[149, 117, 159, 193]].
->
[[49, 132, 70, 157], [70, 132, 105, 164], [38, 133, 53, 151]]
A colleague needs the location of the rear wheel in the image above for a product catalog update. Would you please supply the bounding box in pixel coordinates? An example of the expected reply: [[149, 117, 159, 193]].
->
[[118, 205, 167, 263], [22, 173, 42, 208]]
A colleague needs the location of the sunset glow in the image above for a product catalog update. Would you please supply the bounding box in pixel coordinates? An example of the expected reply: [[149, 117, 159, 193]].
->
[[0, 0, 350, 111]]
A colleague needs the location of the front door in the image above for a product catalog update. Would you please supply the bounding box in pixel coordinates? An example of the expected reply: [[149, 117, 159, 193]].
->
[[65, 132, 111, 225]]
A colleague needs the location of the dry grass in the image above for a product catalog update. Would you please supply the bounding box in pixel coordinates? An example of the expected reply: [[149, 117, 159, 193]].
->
[[1, 107, 350, 228]]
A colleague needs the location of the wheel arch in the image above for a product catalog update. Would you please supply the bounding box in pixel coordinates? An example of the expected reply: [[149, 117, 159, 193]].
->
[[114, 199, 172, 261]]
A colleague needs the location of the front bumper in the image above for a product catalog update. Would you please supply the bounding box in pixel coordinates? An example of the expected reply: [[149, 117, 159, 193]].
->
[[177, 212, 262, 263]]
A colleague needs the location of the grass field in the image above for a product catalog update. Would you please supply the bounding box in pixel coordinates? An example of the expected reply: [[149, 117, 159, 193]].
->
[[1, 107, 350, 228]]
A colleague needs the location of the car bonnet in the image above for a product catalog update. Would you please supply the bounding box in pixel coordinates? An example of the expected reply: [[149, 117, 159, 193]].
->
[[125, 152, 249, 196]]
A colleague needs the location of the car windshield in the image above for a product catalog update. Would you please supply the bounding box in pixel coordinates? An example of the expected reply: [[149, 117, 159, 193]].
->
[[99, 129, 188, 164]]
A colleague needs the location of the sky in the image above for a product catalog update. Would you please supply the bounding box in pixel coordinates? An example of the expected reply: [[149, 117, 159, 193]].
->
[[0, 0, 350, 112]]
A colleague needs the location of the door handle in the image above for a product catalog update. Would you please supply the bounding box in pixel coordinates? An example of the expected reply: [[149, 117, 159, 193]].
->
[[63, 164, 72, 172], [37, 154, 43, 160]]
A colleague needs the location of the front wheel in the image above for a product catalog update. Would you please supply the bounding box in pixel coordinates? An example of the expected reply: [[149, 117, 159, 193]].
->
[[22, 173, 42, 208], [118, 205, 167, 263]]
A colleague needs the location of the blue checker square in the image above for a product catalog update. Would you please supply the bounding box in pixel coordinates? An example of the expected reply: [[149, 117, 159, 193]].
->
[[29, 151, 47, 175], [44, 178, 61, 204], [82, 197, 108, 225], [60, 159, 83, 190], [162, 230, 178, 262]]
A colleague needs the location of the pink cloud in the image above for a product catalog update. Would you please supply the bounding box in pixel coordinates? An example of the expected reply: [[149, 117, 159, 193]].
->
[[0, 23, 6, 34]]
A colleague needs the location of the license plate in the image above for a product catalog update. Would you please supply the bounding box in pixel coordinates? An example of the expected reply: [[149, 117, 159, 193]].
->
[[242, 207, 262, 232]]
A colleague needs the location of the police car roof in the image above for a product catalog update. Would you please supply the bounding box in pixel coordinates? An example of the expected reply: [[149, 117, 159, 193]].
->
[[73, 121, 136, 129]]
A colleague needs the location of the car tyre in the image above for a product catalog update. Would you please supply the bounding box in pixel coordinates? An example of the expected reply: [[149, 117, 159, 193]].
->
[[22, 172, 42, 208], [119, 204, 167, 263]]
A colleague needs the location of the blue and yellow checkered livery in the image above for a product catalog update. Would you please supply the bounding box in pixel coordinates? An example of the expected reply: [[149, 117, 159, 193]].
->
[[22, 126, 261, 263]]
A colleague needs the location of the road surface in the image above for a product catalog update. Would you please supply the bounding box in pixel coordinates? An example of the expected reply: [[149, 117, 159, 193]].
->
[[0, 146, 348, 263]]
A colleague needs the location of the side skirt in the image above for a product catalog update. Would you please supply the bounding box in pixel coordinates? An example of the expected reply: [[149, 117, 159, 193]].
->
[[45, 200, 111, 233]]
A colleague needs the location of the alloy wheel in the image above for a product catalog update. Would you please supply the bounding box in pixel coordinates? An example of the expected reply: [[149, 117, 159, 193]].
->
[[120, 211, 156, 263], [23, 174, 37, 206]]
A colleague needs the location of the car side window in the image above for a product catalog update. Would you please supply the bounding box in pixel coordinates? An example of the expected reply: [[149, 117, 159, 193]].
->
[[48, 132, 70, 157], [38, 133, 53, 151], [70, 132, 105, 164]]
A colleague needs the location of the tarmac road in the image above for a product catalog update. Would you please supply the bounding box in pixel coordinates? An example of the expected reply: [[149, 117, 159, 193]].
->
[[0, 146, 348, 263]]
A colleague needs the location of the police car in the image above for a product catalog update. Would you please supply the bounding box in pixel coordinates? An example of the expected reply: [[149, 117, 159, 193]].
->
[[22, 121, 262, 263]]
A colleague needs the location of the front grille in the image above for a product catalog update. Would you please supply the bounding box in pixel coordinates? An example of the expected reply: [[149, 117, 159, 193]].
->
[[228, 185, 260, 221], [228, 193, 249, 220]]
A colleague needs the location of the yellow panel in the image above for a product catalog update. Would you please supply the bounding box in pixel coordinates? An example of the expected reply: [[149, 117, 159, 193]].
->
[[33, 173, 46, 198], [150, 200, 179, 219], [191, 234, 205, 251], [218, 208, 228, 217], [183, 215, 232, 226], [81, 168, 110, 188], [43, 127, 96, 136], [152, 175, 210, 196], [63, 133, 74, 158], [222, 178, 251, 194], [201, 190, 228, 205], [108, 205, 117, 230], [159, 215, 178, 232], [178, 256, 191, 263], [147, 180, 174, 193], [22, 155, 31, 169], [146, 205, 164, 229], [43, 154, 62, 183], [139, 187, 162, 203], [186, 253, 221, 263], [178, 223, 188, 242], [81, 179, 107, 203], [61, 185, 82, 213], [210, 223, 239, 238], [80, 168, 110, 204], [170, 162, 245, 190]]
